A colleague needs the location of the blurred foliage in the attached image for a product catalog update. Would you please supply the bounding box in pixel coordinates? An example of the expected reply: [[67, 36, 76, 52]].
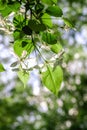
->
[[0, 0, 87, 130]]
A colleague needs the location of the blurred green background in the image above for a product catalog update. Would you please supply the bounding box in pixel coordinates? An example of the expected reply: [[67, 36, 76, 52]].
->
[[0, 0, 87, 130]]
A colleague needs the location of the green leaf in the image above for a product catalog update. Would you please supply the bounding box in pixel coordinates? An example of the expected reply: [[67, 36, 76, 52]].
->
[[35, 3, 44, 14], [51, 43, 62, 53], [0, 63, 5, 72], [41, 13, 53, 28], [8, 2, 20, 12], [42, 65, 63, 95], [63, 17, 75, 29], [17, 70, 29, 88], [0, 2, 20, 17], [14, 39, 34, 57], [13, 29, 24, 40], [28, 20, 46, 33], [46, 6, 63, 17], [41, 0, 57, 5], [42, 32, 57, 44], [0, 6, 12, 16], [41, 0, 53, 5], [0, 0, 7, 10], [13, 14, 25, 29]]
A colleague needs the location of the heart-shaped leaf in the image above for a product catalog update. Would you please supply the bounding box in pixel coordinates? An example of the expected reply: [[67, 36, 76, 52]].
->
[[42, 65, 63, 95]]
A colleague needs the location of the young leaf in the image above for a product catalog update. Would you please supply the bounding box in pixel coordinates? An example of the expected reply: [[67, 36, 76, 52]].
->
[[10, 61, 19, 67], [41, 13, 53, 28], [51, 43, 62, 53], [14, 39, 34, 57], [42, 65, 63, 95], [17, 70, 29, 88], [63, 17, 75, 29], [0, 63, 5, 72], [46, 6, 63, 17]]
